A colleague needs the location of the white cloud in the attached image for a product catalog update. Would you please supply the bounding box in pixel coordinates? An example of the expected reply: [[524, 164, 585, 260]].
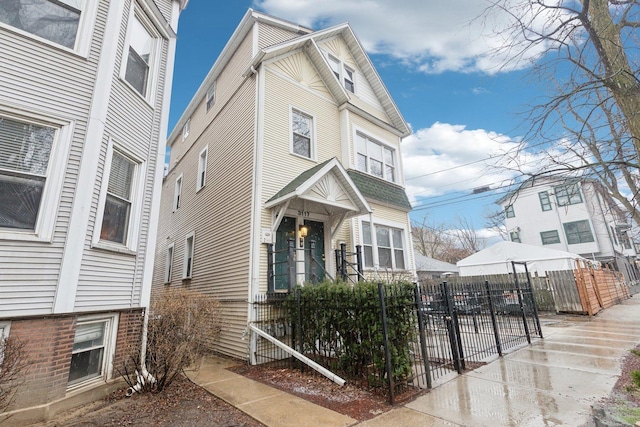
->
[[254, 0, 551, 74]]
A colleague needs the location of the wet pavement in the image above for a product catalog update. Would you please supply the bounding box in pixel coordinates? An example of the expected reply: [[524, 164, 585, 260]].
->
[[189, 296, 640, 426]]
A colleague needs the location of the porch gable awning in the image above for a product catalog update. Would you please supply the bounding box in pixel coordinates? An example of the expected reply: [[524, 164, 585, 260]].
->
[[265, 157, 372, 216]]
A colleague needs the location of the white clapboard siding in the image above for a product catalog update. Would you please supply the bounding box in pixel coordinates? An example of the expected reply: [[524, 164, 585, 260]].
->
[[258, 21, 308, 50]]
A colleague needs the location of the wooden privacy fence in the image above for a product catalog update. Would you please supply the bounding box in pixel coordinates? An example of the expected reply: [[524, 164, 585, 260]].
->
[[573, 260, 629, 315]]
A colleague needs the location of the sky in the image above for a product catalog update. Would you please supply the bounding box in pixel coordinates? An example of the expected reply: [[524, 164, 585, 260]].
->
[[168, 1, 554, 244]]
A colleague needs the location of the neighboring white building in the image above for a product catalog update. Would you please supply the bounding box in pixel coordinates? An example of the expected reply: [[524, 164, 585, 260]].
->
[[497, 178, 639, 282], [0, 0, 186, 419]]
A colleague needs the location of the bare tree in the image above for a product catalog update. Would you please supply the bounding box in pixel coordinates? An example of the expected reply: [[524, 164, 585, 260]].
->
[[484, 207, 508, 240], [0, 336, 28, 412], [411, 216, 451, 258], [453, 216, 486, 254], [412, 215, 484, 263], [484, 0, 640, 222]]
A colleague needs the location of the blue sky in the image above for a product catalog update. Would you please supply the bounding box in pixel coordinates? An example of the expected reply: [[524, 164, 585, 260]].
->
[[169, 1, 549, 242]]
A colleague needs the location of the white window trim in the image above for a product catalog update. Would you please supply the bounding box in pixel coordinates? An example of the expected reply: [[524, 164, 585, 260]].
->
[[182, 231, 195, 279], [119, 4, 162, 106], [182, 119, 190, 141], [352, 126, 398, 183], [289, 106, 317, 161], [359, 217, 408, 271], [206, 81, 216, 112], [196, 145, 208, 192], [165, 242, 174, 283], [0, 107, 73, 242], [173, 173, 183, 211], [92, 138, 146, 253], [0, 0, 98, 58], [67, 313, 119, 392], [326, 52, 356, 94]]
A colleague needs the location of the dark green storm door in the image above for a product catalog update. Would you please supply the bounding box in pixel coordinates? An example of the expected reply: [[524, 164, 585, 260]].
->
[[304, 219, 325, 283], [274, 216, 296, 291]]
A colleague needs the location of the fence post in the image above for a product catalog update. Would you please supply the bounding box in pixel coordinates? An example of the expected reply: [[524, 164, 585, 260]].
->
[[335, 246, 342, 280], [340, 242, 348, 281], [441, 281, 463, 374], [377, 282, 395, 405], [511, 262, 531, 344], [485, 280, 503, 357], [267, 243, 274, 293], [288, 239, 296, 291], [413, 284, 432, 389], [310, 240, 316, 284], [523, 264, 543, 338], [296, 287, 304, 372], [355, 245, 363, 281]]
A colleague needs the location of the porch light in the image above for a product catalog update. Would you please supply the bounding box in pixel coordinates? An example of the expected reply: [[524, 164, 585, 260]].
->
[[299, 224, 309, 248]]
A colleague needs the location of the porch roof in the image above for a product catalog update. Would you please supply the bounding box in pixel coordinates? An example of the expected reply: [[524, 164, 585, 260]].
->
[[346, 170, 412, 211]]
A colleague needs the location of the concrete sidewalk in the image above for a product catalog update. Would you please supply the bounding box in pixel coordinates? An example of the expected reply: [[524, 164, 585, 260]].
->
[[187, 296, 640, 427]]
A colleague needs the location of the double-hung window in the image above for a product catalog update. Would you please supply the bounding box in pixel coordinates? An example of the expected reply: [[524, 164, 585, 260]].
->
[[124, 14, 156, 98], [356, 133, 396, 182], [0, 0, 96, 54], [563, 220, 594, 244], [327, 54, 355, 93], [183, 232, 194, 279], [505, 205, 515, 218], [206, 81, 216, 111], [362, 221, 406, 270], [68, 315, 117, 388], [554, 183, 582, 206], [98, 148, 141, 249], [182, 119, 190, 141], [0, 112, 69, 241], [291, 109, 314, 159], [197, 146, 208, 191], [540, 230, 560, 245], [165, 243, 174, 283], [173, 174, 182, 211], [539, 191, 552, 211]]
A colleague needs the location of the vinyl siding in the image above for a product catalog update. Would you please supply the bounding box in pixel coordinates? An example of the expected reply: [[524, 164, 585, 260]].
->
[[0, 0, 108, 317], [257, 22, 306, 50], [152, 32, 256, 359]]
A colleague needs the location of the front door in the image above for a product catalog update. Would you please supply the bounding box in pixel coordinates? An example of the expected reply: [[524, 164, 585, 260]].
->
[[274, 216, 296, 291], [304, 219, 325, 283]]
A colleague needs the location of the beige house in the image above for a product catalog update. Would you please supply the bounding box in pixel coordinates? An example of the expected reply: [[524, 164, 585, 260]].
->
[[152, 9, 416, 360]]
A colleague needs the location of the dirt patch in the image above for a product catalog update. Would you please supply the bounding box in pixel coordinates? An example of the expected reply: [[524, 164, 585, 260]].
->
[[596, 345, 640, 425], [228, 364, 422, 421], [31, 375, 264, 427]]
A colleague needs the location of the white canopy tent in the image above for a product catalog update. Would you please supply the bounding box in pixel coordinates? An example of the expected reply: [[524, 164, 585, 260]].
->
[[457, 241, 590, 276]]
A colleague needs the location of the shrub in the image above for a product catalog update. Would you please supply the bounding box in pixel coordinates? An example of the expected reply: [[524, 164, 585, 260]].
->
[[0, 336, 28, 411], [118, 288, 223, 394]]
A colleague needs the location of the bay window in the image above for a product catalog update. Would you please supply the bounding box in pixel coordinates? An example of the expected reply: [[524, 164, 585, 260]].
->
[[356, 133, 396, 182], [362, 221, 406, 270]]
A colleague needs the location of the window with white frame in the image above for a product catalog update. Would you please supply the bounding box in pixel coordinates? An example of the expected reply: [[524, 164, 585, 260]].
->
[[183, 232, 194, 279], [182, 119, 190, 141], [206, 81, 216, 111], [362, 221, 406, 269], [539, 191, 552, 211], [554, 183, 583, 206], [173, 174, 182, 211], [99, 150, 139, 247], [291, 109, 313, 159], [563, 220, 594, 244], [540, 230, 560, 245], [356, 133, 395, 182], [165, 243, 174, 283], [123, 13, 157, 98], [327, 54, 355, 93], [0, 0, 91, 51], [68, 316, 116, 387], [197, 146, 208, 191], [505, 205, 515, 218], [0, 112, 69, 241]]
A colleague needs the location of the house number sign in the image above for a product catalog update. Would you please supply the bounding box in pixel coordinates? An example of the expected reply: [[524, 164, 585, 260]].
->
[[298, 210, 310, 217]]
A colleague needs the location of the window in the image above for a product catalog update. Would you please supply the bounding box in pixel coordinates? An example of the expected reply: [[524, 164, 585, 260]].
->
[[563, 220, 594, 244], [327, 54, 355, 93], [99, 151, 137, 246], [0, 0, 83, 49], [124, 14, 157, 98], [183, 233, 194, 279], [291, 109, 313, 159], [197, 146, 208, 191], [538, 191, 552, 211], [206, 81, 216, 111], [540, 230, 560, 245], [356, 133, 396, 182], [620, 229, 632, 250], [510, 231, 521, 243], [505, 205, 515, 218], [611, 225, 619, 245], [173, 174, 182, 211], [182, 119, 190, 141], [165, 243, 174, 283], [0, 116, 55, 232], [68, 316, 116, 388], [362, 221, 406, 269], [554, 183, 582, 206]]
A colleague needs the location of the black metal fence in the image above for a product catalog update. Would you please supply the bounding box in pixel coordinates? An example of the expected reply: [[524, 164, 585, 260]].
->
[[251, 275, 542, 404]]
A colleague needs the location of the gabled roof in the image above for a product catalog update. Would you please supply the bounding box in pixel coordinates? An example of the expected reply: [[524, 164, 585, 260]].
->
[[248, 23, 410, 137], [265, 158, 372, 215], [346, 170, 412, 211]]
